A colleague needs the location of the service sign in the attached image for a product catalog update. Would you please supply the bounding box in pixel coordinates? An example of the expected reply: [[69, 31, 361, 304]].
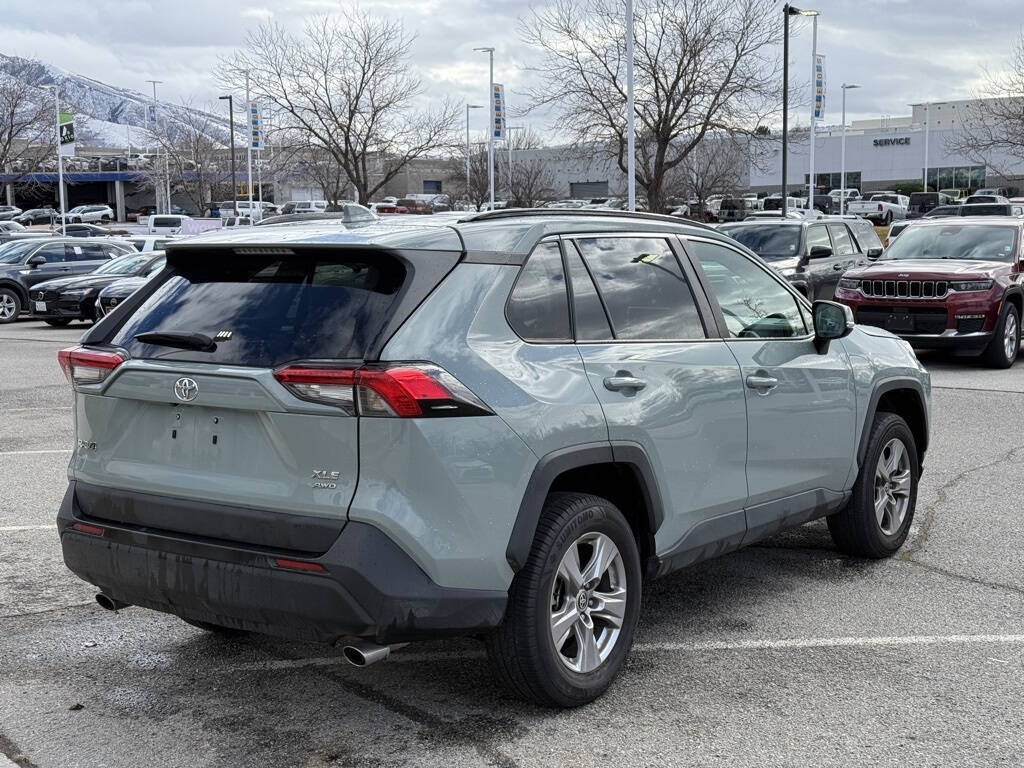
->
[[58, 111, 75, 157]]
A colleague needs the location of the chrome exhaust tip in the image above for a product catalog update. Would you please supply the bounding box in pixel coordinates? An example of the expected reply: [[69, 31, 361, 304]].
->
[[341, 641, 408, 667], [95, 593, 129, 611]]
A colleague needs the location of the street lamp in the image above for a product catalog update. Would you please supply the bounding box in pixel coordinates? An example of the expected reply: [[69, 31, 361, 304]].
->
[[41, 84, 66, 236], [782, 4, 819, 216], [625, 0, 636, 212], [218, 95, 238, 216], [840, 83, 861, 213], [473, 47, 495, 209], [465, 104, 483, 206], [506, 125, 523, 205]]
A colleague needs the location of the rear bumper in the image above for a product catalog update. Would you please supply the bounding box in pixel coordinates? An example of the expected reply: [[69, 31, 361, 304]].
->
[[58, 482, 507, 644]]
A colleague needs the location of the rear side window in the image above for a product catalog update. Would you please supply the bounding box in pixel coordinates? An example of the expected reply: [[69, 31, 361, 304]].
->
[[575, 237, 705, 340], [506, 241, 571, 341], [827, 224, 856, 256], [565, 242, 613, 340], [111, 253, 407, 367]]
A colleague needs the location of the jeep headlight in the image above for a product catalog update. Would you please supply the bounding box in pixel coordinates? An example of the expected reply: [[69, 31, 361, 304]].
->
[[837, 278, 860, 290], [949, 280, 993, 292]]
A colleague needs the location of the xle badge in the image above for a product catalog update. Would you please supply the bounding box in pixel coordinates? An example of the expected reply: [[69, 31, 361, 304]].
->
[[311, 470, 340, 489]]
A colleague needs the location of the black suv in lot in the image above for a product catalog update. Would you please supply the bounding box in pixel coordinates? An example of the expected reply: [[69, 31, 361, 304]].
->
[[0, 238, 133, 323], [718, 216, 883, 299]]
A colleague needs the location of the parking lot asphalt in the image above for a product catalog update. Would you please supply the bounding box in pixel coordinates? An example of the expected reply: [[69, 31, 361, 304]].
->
[[1, 320, 1023, 767]]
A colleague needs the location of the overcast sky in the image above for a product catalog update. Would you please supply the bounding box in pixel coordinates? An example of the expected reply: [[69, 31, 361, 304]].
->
[[0, 0, 1018, 135]]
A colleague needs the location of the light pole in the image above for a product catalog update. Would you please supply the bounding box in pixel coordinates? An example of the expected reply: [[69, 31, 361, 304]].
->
[[474, 47, 495, 209], [146, 80, 171, 215], [840, 83, 860, 213], [807, 11, 819, 213], [465, 103, 483, 206], [782, 5, 818, 216], [218, 95, 238, 216], [626, 0, 636, 212], [506, 125, 523, 205], [41, 84, 66, 236], [923, 102, 930, 191]]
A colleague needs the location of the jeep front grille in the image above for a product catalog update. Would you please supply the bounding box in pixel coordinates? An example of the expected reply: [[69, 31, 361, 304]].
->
[[860, 279, 948, 299]]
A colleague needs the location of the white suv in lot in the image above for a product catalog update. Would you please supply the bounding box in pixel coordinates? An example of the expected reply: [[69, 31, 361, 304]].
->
[[67, 205, 114, 223]]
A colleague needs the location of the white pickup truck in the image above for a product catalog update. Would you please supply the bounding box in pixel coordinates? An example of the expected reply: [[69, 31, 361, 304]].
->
[[847, 193, 909, 225]]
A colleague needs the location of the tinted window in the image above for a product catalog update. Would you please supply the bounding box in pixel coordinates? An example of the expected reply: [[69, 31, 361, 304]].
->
[[112, 253, 407, 367], [805, 225, 831, 253], [152, 217, 179, 227], [95, 254, 151, 275], [720, 224, 800, 260], [575, 237, 704, 340], [35, 244, 68, 263], [689, 239, 807, 339], [827, 224, 856, 255], [67, 243, 107, 261], [565, 242, 613, 340], [882, 224, 1018, 262], [506, 241, 571, 341]]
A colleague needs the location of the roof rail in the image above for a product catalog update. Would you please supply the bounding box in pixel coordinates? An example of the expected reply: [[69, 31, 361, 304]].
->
[[458, 207, 717, 231]]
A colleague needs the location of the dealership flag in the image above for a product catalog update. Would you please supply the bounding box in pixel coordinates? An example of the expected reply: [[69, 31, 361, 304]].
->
[[249, 101, 262, 151], [813, 54, 826, 122], [492, 83, 505, 140], [58, 111, 75, 157]]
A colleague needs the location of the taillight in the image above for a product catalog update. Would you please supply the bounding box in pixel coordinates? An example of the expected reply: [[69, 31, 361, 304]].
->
[[273, 363, 492, 418], [57, 347, 124, 388]]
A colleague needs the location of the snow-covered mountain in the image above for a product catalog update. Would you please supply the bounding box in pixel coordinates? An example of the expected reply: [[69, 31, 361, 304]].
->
[[0, 53, 237, 150]]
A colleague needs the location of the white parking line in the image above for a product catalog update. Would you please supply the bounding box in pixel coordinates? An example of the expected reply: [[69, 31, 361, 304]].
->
[[226, 633, 1024, 673], [0, 525, 57, 532], [0, 448, 71, 456]]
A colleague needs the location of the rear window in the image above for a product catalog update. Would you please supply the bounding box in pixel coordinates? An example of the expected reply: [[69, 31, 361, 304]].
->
[[152, 217, 180, 227], [719, 224, 800, 259], [111, 253, 407, 367]]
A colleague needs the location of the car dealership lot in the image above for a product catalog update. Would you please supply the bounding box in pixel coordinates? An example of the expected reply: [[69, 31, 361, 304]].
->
[[2, 320, 1023, 767]]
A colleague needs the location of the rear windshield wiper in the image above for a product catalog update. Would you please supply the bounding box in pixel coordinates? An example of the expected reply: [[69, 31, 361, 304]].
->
[[134, 331, 217, 352]]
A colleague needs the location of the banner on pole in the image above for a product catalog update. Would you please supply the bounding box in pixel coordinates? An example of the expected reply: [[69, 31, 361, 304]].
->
[[249, 101, 261, 151], [491, 83, 505, 140], [58, 111, 75, 157], [813, 54, 826, 122]]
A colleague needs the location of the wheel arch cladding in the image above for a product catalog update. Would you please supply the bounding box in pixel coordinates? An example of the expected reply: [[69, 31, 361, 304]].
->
[[859, 380, 929, 467], [1003, 289, 1022, 319], [505, 442, 664, 574]]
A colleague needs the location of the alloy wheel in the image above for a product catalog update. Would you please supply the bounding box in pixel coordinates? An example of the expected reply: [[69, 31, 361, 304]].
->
[[874, 438, 911, 535], [0, 293, 16, 320], [549, 531, 627, 673], [1004, 311, 1018, 362]]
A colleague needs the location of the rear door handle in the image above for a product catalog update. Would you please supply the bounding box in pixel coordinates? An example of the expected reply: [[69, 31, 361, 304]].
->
[[604, 376, 647, 392], [832, 262, 843, 270], [745, 374, 779, 392]]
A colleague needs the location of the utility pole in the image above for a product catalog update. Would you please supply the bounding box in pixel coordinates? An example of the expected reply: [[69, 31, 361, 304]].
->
[[245, 71, 254, 224], [474, 47, 496, 208], [219, 95, 238, 216], [626, 0, 636, 212], [146, 80, 169, 214]]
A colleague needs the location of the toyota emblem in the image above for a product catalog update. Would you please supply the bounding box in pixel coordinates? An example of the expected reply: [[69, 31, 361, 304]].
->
[[174, 377, 199, 402]]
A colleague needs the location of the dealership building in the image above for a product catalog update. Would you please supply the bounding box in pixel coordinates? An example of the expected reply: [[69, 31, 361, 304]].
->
[[749, 99, 1021, 196]]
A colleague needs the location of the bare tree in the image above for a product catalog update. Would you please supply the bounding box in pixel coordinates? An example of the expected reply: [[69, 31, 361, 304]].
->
[[945, 33, 1024, 185], [145, 100, 232, 214], [221, 8, 459, 204], [520, 0, 781, 212], [672, 134, 748, 219], [445, 145, 498, 211], [0, 74, 52, 182], [505, 128, 557, 206]]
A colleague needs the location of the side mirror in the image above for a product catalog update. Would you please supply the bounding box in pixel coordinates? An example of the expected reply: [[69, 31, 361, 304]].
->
[[812, 300, 854, 353], [26, 254, 46, 268], [866, 247, 883, 259], [808, 244, 833, 259]]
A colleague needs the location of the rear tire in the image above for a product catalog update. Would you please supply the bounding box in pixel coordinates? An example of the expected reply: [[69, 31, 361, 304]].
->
[[44, 318, 71, 327], [828, 412, 918, 558], [982, 302, 1019, 368], [486, 492, 642, 708], [0, 288, 21, 324], [181, 618, 248, 638]]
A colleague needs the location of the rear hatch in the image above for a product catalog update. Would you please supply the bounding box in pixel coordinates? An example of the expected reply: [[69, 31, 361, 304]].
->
[[68, 242, 461, 553]]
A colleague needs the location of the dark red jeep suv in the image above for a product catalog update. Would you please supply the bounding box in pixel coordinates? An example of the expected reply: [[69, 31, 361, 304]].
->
[[835, 218, 1024, 367]]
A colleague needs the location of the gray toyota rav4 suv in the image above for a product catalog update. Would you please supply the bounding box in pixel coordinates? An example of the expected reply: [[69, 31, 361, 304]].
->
[[57, 210, 930, 707]]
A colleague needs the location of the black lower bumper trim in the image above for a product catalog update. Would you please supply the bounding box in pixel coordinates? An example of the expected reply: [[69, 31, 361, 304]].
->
[[58, 482, 507, 644]]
